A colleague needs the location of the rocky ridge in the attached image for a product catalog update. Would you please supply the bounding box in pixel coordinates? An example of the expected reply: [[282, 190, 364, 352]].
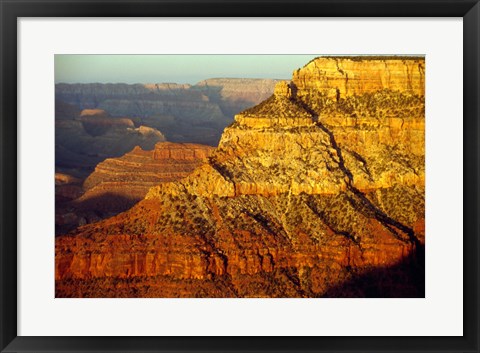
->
[[56, 57, 425, 298]]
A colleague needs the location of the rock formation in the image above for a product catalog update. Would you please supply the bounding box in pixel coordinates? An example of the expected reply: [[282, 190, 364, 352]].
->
[[56, 56, 425, 298], [76, 142, 215, 214], [55, 142, 214, 235]]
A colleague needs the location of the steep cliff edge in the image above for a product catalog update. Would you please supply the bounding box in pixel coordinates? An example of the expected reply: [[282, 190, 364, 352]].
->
[[56, 56, 425, 298]]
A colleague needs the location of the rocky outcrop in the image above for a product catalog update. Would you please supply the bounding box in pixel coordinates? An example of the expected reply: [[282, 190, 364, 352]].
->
[[55, 173, 84, 202], [293, 56, 424, 99], [55, 172, 88, 235], [76, 142, 214, 214], [56, 56, 425, 298], [233, 82, 314, 128], [56, 79, 279, 146]]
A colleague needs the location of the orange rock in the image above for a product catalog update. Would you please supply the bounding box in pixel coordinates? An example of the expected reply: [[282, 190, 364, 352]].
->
[[56, 56, 425, 298]]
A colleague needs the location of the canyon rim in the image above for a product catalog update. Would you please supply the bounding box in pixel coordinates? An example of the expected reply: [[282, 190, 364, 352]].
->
[[55, 55, 425, 298]]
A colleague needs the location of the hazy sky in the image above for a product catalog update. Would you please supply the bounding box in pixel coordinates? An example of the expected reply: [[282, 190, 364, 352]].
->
[[54, 55, 319, 84]]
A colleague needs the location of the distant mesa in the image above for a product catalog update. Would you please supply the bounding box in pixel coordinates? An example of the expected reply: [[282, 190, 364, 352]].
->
[[79, 108, 110, 117], [55, 172, 82, 186], [55, 102, 166, 175], [55, 173, 83, 202], [142, 83, 192, 91]]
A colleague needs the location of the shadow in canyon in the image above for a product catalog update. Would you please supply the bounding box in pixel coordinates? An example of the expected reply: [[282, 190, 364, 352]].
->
[[73, 192, 140, 214], [321, 244, 425, 298], [55, 193, 140, 236]]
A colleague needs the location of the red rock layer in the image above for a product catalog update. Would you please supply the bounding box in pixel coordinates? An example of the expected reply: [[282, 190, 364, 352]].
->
[[75, 142, 215, 214]]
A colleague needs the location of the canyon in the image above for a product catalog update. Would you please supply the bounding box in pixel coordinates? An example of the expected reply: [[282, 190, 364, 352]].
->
[[55, 78, 278, 233], [55, 57, 425, 298], [55, 78, 279, 151]]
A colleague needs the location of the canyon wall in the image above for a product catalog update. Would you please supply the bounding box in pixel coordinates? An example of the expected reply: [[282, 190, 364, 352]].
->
[[293, 56, 424, 99], [56, 57, 425, 298]]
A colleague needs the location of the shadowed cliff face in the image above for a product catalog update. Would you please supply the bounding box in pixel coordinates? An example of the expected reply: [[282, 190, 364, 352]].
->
[[55, 57, 425, 298]]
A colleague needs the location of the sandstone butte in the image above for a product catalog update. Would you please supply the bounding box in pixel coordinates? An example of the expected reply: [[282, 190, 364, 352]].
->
[[56, 56, 425, 298]]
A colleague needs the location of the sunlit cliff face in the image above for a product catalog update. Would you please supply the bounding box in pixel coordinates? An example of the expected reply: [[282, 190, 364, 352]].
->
[[56, 57, 425, 298]]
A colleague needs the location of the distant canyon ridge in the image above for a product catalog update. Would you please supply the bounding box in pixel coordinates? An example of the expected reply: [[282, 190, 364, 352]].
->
[[55, 78, 278, 174]]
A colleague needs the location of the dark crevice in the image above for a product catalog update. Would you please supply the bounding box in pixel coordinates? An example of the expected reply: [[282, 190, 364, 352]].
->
[[346, 148, 373, 180], [196, 230, 231, 284], [134, 101, 145, 120], [243, 210, 290, 243], [304, 198, 362, 248], [281, 267, 310, 297], [296, 97, 420, 248], [208, 157, 237, 194], [345, 191, 419, 246]]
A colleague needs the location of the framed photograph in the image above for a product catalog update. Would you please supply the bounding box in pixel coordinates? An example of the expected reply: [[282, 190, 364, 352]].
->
[[1, 0, 478, 352]]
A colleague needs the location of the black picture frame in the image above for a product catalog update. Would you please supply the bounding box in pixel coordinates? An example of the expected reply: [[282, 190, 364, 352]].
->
[[1, 1, 479, 352]]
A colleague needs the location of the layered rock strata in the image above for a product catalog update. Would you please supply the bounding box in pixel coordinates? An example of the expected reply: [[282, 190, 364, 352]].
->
[[56, 56, 425, 298], [76, 142, 215, 214]]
